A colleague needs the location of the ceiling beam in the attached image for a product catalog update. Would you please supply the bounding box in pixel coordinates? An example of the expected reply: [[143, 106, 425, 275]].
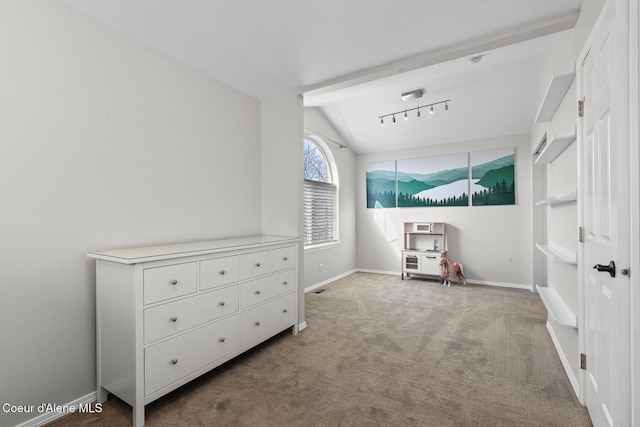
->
[[302, 11, 579, 99]]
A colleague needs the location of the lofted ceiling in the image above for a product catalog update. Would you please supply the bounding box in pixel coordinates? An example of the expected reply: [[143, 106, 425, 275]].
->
[[58, 0, 582, 153]]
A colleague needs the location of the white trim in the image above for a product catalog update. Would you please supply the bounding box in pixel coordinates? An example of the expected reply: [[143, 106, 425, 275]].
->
[[545, 321, 581, 398], [304, 269, 358, 293], [356, 268, 400, 276], [298, 321, 308, 332], [15, 392, 97, 427], [354, 269, 531, 291], [629, 0, 640, 424], [462, 279, 531, 291]]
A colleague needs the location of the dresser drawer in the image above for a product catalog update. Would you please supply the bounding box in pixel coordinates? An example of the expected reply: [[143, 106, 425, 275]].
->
[[241, 250, 271, 280], [144, 262, 197, 305], [145, 314, 238, 396], [240, 269, 296, 309], [144, 285, 239, 344], [239, 292, 295, 347], [271, 245, 296, 272], [200, 255, 239, 291]]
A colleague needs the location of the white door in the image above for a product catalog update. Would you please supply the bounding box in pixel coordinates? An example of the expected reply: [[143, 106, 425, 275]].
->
[[580, 1, 631, 426]]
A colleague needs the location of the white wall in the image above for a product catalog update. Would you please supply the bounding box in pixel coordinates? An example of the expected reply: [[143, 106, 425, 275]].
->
[[303, 108, 357, 290], [0, 1, 275, 426], [357, 133, 532, 288], [261, 93, 305, 325]]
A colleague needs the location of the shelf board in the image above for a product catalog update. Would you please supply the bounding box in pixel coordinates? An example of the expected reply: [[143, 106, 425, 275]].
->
[[535, 242, 577, 264], [535, 129, 576, 165], [536, 285, 578, 328], [534, 70, 576, 123], [535, 190, 577, 207]]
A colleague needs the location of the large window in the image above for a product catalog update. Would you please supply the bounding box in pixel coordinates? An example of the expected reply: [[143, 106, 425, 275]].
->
[[303, 137, 338, 247]]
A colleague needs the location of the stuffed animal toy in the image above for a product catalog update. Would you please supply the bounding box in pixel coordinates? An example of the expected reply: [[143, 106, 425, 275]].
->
[[451, 262, 466, 284], [440, 250, 451, 287], [440, 250, 466, 286]]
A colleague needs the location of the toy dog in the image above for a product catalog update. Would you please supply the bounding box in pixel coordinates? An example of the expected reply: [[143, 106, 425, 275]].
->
[[440, 250, 466, 286]]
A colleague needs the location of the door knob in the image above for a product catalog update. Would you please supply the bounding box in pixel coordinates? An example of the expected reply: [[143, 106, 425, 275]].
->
[[593, 261, 616, 278]]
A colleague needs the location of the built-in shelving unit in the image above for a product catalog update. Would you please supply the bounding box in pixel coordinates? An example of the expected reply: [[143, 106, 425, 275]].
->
[[535, 129, 577, 165], [535, 241, 577, 264], [536, 285, 578, 328], [534, 70, 576, 123], [535, 190, 577, 207], [532, 56, 580, 402]]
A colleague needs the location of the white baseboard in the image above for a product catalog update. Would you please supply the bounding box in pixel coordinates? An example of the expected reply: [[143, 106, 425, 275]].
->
[[545, 321, 580, 398], [356, 268, 401, 276], [306, 269, 531, 291], [304, 269, 358, 293], [298, 321, 308, 332], [465, 279, 531, 291], [15, 391, 98, 427]]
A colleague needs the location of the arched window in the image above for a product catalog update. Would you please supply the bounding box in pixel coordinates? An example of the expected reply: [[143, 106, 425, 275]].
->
[[303, 137, 338, 247]]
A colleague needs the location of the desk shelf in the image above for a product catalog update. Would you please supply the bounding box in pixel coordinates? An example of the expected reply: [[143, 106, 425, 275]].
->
[[536, 241, 577, 264], [535, 129, 576, 165], [535, 71, 576, 123], [535, 190, 577, 207], [536, 285, 578, 328]]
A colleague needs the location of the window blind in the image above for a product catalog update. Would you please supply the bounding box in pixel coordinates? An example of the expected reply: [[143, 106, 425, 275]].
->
[[304, 179, 337, 246]]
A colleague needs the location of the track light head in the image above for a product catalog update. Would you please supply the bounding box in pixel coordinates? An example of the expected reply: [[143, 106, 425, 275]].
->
[[377, 98, 449, 123]]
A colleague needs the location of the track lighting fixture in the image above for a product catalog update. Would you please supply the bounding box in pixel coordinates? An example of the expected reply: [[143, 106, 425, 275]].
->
[[378, 94, 450, 125]]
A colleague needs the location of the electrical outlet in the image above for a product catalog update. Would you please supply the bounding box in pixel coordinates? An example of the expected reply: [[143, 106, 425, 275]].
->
[[319, 264, 323, 272]]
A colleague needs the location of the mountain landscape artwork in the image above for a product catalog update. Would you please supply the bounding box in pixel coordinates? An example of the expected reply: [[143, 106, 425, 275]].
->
[[470, 148, 515, 206], [366, 147, 516, 208], [366, 160, 396, 208], [396, 153, 469, 207]]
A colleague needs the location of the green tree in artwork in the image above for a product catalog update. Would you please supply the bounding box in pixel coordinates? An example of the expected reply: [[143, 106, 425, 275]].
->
[[473, 178, 515, 205]]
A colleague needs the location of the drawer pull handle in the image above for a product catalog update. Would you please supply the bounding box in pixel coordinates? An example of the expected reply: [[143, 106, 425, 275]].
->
[[219, 270, 226, 275], [283, 257, 288, 261], [219, 337, 226, 343], [170, 359, 178, 365], [255, 262, 261, 267], [282, 309, 288, 314], [255, 290, 261, 295], [282, 281, 288, 285], [219, 301, 225, 306], [170, 316, 178, 322], [255, 321, 260, 326], [170, 280, 178, 285]]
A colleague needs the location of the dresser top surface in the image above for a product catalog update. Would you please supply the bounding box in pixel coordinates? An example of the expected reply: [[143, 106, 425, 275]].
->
[[87, 235, 300, 264]]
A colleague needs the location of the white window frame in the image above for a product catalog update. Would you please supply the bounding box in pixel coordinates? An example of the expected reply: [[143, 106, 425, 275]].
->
[[303, 136, 339, 250]]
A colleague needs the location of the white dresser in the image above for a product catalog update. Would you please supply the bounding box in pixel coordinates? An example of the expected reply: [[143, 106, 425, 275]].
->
[[87, 235, 300, 427]]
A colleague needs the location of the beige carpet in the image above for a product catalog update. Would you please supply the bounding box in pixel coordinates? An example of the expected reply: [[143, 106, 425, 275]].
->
[[47, 272, 592, 426]]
